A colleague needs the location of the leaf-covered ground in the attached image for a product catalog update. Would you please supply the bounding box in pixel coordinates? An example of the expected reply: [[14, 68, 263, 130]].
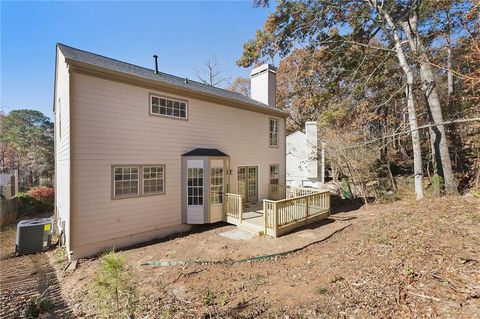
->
[[2, 195, 479, 318]]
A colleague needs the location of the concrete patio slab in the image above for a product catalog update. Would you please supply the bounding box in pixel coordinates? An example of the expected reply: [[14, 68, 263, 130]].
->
[[218, 229, 256, 240]]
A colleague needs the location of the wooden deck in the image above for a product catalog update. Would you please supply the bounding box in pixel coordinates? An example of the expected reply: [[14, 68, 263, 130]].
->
[[224, 185, 331, 237]]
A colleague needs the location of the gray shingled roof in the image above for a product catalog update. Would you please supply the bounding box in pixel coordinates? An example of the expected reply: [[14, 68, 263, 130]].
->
[[182, 148, 229, 157], [57, 43, 287, 116]]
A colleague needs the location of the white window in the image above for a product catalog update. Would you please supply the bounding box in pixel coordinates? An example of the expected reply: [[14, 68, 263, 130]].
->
[[113, 165, 165, 199], [270, 164, 279, 185], [150, 95, 187, 119], [210, 168, 224, 205], [269, 118, 279, 147], [143, 165, 165, 195], [113, 166, 139, 197], [187, 168, 203, 205]]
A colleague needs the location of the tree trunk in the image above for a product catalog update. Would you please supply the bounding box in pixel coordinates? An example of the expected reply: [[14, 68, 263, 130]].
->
[[371, 2, 424, 199], [401, 11, 458, 195], [430, 127, 441, 197], [405, 78, 425, 200], [446, 35, 466, 173]]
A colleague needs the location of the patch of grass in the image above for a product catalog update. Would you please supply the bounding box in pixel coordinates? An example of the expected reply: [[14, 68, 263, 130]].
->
[[161, 307, 172, 319], [54, 246, 67, 264], [370, 233, 392, 246], [376, 218, 388, 228], [203, 288, 214, 306], [315, 287, 328, 294], [469, 213, 480, 224]]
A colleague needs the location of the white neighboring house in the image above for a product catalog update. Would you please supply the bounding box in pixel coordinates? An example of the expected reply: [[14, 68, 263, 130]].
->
[[286, 122, 325, 188]]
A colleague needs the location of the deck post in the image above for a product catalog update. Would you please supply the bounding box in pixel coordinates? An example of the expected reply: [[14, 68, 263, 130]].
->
[[239, 195, 243, 224], [305, 195, 309, 222], [326, 192, 330, 216], [223, 196, 227, 222], [263, 200, 267, 235], [274, 202, 279, 237]]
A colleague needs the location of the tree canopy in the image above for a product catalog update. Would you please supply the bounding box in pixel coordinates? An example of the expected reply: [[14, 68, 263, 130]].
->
[[238, 0, 480, 197], [0, 109, 54, 187]]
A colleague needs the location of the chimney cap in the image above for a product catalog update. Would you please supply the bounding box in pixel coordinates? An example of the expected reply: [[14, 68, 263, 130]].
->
[[251, 63, 277, 77]]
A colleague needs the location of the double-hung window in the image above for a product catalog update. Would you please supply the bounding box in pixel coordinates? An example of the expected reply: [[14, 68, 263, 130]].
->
[[210, 168, 224, 205], [113, 167, 139, 198], [143, 166, 165, 195], [269, 164, 279, 185], [269, 118, 279, 147], [113, 165, 165, 199], [150, 95, 187, 119]]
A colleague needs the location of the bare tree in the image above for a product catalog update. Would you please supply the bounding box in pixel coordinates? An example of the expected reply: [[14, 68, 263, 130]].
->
[[227, 77, 251, 97], [400, 1, 458, 195], [195, 57, 230, 87], [367, 0, 425, 200]]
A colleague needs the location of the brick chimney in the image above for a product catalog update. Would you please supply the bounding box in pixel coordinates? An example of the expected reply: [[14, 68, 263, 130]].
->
[[250, 64, 277, 107]]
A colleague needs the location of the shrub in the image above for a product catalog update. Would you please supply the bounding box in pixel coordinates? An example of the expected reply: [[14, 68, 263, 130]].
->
[[13, 193, 42, 215], [28, 187, 54, 212], [92, 250, 138, 318], [12, 187, 54, 215], [24, 297, 55, 318]]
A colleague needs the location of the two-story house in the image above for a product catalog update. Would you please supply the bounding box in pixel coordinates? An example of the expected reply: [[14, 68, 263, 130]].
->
[[54, 44, 287, 259]]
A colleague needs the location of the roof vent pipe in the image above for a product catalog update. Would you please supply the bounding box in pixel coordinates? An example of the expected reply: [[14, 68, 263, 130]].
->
[[153, 55, 159, 74]]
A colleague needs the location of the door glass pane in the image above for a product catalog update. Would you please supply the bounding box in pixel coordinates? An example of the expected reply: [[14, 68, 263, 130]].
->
[[237, 167, 246, 198], [247, 167, 257, 201], [187, 167, 203, 206]]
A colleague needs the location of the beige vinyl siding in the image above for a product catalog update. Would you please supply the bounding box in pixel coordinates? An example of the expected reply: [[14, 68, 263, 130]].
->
[[54, 49, 72, 253], [70, 72, 285, 258]]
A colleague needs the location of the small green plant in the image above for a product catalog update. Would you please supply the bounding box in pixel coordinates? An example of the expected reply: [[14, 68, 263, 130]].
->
[[54, 246, 67, 264], [203, 288, 214, 306], [24, 297, 55, 318], [370, 233, 392, 246], [24, 301, 39, 319], [404, 266, 416, 278], [92, 250, 138, 318], [315, 287, 328, 294], [161, 307, 173, 319], [219, 290, 229, 306]]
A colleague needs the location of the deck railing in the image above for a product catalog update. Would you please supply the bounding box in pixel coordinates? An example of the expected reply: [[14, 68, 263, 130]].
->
[[268, 184, 325, 200], [224, 193, 243, 223], [224, 186, 330, 237], [263, 190, 330, 237], [268, 184, 288, 200]]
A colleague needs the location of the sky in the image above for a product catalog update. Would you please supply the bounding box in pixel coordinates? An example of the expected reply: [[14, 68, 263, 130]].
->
[[1, 1, 274, 119]]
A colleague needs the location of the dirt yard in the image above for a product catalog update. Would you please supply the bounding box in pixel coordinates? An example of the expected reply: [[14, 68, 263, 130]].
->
[[1, 195, 479, 318]]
